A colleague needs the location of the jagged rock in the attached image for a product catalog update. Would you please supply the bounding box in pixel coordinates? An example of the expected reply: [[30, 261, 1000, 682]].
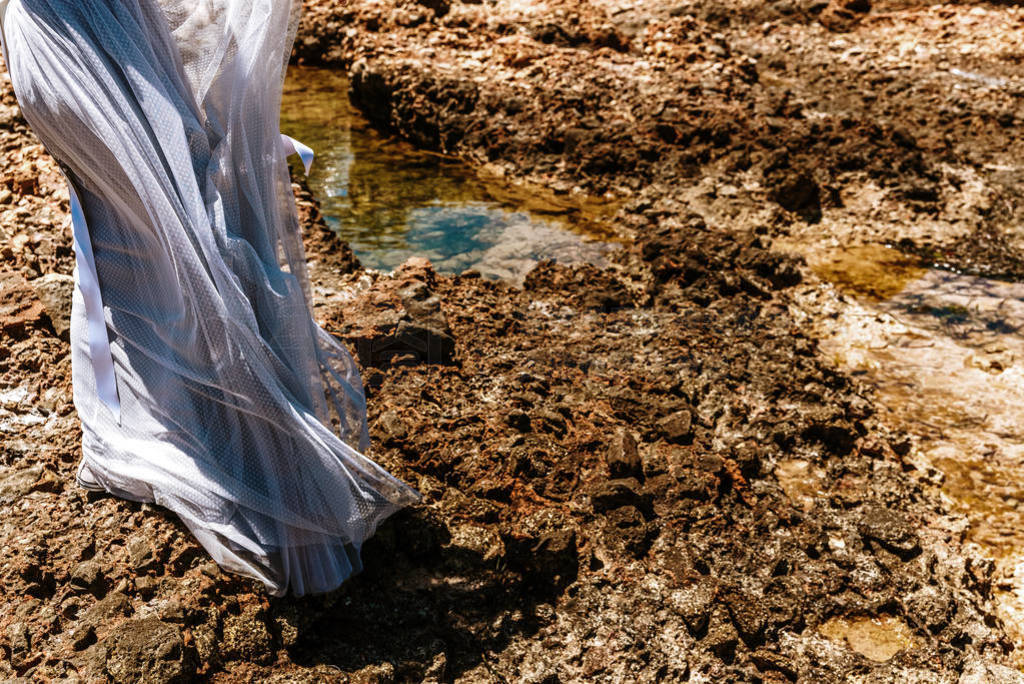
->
[[445, 524, 506, 567], [859, 505, 920, 557], [7, 622, 30, 670], [221, 604, 274, 665], [0, 464, 46, 505], [670, 579, 717, 635], [608, 429, 642, 479], [0, 270, 44, 336], [346, 262, 456, 367], [31, 273, 73, 338], [127, 536, 159, 573], [658, 410, 693, 444], [589, 478, 644, 512], [103, 618, 193, 684], [69, 560, 104, 595]]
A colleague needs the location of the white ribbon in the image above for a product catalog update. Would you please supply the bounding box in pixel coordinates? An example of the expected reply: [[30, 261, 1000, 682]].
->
[[67, 178, 122, 423], [281, 134, 314, 176], [64, 134, 313, 426]]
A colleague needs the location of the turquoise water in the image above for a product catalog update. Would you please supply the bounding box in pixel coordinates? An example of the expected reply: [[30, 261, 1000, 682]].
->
[[280, 66, 615, 282]]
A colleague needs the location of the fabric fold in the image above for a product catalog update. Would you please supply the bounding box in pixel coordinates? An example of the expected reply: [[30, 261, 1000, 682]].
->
[[3, 0, 418, 596]]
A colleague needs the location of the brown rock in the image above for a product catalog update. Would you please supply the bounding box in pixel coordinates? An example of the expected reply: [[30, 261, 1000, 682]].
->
[[31, 272, 74, 338], [608, 429, 642, 479], [0, 270, 44, 336], [103, 618, 194, 684]]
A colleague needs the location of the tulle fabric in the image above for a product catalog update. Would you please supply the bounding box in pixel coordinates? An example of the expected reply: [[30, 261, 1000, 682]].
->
[[2, 0, 419, 596]]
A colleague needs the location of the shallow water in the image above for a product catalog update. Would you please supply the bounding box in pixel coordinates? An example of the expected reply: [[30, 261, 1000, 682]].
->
[[798, 243, 1024, 653], [280, 66, 616, 283]]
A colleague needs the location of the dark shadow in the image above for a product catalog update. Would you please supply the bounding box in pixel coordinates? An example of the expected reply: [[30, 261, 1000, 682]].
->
[[273, 507, 577, 680]]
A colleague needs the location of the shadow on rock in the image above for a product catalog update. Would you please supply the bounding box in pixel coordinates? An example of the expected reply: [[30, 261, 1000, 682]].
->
[[275, 506, 575, 680]]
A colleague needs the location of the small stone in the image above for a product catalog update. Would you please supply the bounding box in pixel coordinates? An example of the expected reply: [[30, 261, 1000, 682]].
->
[[158, 598, 185, 623], [103, 618, 193, 684], [0, 464, 45, 505], [352, 661, 396, 684], [134, 575, 158, 599], [127, 536, 159, 573], [750, 649, 797, 680], [221, 604, 274, 665], [905, 586, 953, 634], [658, 410, 693, 443], [859, 505, 920, 557], [670, 579, 716, 635], [705, 606, 739, 659], [608, 430, 642, 479], [446, 524, 506, 565], [7, 622, 30, 669], [0, 270, 45, 336], [31, 273, 74, 338], [378, 410, 409, 444], [589, 478, 643, 512], [80, 591, 132, 632], [724, 588, 768, 646], [70, 560, 104, 595], [505, 410, 532, 432], [198, 562, 221, 580], [70, 624, 97, 652]]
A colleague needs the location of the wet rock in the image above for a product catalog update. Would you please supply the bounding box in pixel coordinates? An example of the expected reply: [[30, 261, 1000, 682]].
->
[[31, 273, 73, 338], [104, 618, 193, 684], [608, 429, 642, 479]]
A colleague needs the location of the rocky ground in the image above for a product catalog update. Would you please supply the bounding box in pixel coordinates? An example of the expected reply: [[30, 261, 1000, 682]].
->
[[2, 0, 1024, 682]]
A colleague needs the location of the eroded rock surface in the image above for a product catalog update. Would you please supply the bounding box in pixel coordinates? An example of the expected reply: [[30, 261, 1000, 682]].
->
[[0, 0, 1022, 682]]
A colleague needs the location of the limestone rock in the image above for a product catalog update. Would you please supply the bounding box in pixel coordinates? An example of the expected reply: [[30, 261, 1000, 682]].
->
[[104, 618, 193, 684], [31, 272, 73, 338]]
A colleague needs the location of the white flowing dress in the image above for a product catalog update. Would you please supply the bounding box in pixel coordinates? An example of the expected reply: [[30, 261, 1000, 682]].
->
[[1, 0, 419, 596]]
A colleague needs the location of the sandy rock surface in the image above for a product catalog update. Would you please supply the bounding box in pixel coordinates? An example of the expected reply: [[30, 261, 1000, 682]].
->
[[0, 0, 1023, 682]]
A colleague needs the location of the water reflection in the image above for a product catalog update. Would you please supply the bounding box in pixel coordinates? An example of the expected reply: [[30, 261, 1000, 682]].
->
[[280, 66, 615, 282], [803, 246, 1024, 655]]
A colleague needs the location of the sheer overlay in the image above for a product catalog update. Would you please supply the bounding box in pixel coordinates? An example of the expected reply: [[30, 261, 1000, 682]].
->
[[2, 0, 419, 596]]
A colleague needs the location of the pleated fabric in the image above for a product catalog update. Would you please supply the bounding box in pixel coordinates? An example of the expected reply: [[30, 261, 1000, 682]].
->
[[2, 0, 419, 596]]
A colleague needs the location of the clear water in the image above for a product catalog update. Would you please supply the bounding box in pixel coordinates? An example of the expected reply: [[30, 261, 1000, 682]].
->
[[280, 66, 616, 283], [802, 244, 1024, 654]]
